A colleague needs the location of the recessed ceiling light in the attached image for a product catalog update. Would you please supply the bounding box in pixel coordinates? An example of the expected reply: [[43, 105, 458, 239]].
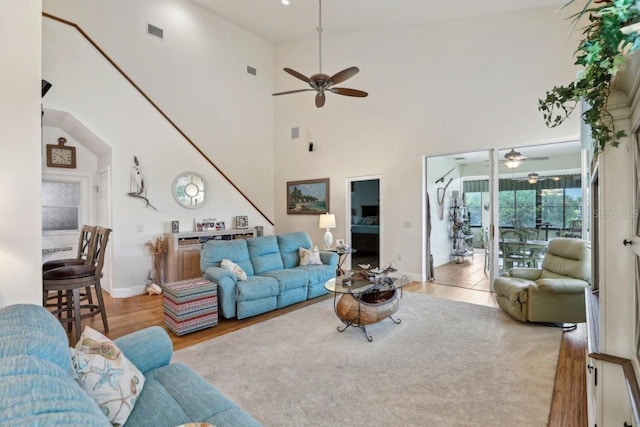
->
[[281, 0, 290, 5]]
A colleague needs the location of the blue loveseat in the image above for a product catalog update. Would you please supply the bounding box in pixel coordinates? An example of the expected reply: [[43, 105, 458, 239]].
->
[[201, 231, 338, 319], [0, 304, 261, 427]]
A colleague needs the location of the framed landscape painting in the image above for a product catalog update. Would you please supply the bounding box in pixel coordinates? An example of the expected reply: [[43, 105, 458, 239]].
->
[[287, 178, 330, 215]]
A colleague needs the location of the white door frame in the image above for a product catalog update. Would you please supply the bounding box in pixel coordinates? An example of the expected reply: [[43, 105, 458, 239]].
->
[[96, 167, 112, 293]]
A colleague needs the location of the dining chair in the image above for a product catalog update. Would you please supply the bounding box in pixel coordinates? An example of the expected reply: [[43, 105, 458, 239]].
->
[[560, 220, 582, 238], [500, 229, 536, 272], [42, 227, 112, 343], [483, 227, 490, 272], [521, 227, 540, 241]]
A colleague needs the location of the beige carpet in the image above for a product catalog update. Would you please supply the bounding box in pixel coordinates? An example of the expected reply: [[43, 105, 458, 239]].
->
[[173, 292, 561, 426]]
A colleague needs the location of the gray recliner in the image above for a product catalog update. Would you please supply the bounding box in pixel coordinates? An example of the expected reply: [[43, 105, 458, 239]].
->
[[493, 238, 591, 323]]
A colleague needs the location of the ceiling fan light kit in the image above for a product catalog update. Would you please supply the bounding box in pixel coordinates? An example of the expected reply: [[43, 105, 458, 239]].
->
[[272, 0, 368, 108], [501, 148, 549, 169], [504, 159, 521, 169]]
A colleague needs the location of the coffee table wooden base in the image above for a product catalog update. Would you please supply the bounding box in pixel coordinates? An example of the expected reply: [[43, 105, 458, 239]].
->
[[334, 289, 401, 342]]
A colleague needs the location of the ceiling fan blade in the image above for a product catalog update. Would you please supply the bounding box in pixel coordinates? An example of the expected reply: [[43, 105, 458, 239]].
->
[[283, 68, 312, 84], [524, 156, 550, 161], [272, 89, 315, 96], [315, 92, 326, 108], [330, 87, 368, 97], [328, 67, 359, 85]]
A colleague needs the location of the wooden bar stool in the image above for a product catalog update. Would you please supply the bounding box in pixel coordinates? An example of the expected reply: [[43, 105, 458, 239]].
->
[[42, 225, 98, 272], [42, 227, 112, 343], [43, 225, 98, 316]]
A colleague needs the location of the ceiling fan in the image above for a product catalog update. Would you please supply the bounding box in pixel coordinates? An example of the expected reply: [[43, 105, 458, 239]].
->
[[512, 173, 560, 184], [500, 149, 549, 169], [272, 0, 368, 108]]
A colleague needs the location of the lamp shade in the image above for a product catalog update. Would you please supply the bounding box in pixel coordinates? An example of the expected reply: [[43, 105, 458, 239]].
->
[[318, 213, 336, 229]]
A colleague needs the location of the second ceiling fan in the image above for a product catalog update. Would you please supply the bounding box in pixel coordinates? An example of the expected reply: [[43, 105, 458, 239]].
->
[[272, 0, 368, 108]]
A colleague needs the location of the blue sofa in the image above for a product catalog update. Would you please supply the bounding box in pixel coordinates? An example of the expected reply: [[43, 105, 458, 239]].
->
[[201, 231, 338, 319], [0, 304, 261, 427]]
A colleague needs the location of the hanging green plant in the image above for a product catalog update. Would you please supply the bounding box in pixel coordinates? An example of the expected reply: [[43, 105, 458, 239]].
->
[[539, 0, 640, 154]]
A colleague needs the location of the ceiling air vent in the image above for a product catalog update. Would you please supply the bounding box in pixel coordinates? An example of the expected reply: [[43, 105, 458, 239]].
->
[[247, 66, 257, 76], [146, 23, 164, 40]]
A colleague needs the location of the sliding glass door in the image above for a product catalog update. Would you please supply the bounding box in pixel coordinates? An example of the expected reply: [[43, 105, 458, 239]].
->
[[425, 141, 584, 291]]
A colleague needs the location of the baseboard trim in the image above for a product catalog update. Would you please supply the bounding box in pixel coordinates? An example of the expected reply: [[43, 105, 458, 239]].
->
[[108, 285, 146, 298]]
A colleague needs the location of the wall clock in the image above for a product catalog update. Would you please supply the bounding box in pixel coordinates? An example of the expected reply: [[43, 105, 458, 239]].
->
[[46, 137, 76, 169]]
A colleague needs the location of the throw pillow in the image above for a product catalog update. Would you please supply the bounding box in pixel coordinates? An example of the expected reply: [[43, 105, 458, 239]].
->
[[299, 246, 323, 266], [70, 326, 145, 426], [221, 258, 248, 280]]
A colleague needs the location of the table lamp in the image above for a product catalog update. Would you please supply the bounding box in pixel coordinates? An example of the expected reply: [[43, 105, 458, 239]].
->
[[319, 213, 336, 249]]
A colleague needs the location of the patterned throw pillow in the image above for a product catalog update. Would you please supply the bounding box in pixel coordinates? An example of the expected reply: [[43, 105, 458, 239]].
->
[[70, 326, 145, 426], [221, 258, 248, 280], [299, 246, 323, 266]]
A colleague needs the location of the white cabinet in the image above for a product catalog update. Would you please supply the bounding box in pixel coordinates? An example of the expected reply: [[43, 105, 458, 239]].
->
[[585, 51, 640, 426]]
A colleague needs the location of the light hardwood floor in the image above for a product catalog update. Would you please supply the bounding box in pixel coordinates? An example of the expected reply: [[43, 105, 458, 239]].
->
[[79, 262, 586, 427]]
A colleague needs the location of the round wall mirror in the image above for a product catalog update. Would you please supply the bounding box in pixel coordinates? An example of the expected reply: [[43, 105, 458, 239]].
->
[[173, 172, 207, 208]]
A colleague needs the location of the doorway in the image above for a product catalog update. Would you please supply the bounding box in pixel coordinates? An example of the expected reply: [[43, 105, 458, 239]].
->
[[424, 141, 584, 291], [347, 177, 381, 270]]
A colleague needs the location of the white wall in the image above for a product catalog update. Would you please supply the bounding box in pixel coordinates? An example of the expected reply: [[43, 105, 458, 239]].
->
[[42, 10, 274, 296], [426, 159, 461, 267], [273, 7, 581, 278], [0, 1, 42, 307], [43, 0, 275, 220]]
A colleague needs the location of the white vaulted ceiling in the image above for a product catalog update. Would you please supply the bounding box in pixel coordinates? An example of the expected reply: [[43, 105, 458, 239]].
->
[[191, 0, 568, 44]]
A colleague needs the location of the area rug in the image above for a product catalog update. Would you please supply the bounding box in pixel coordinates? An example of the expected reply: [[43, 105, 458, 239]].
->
[[173, 293, 561, 426]]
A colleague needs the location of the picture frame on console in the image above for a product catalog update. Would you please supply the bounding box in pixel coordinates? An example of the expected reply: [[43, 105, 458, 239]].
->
[[235, 216, 248, 229], [286, 178, 330, 215], [195, 218, 216, 232]]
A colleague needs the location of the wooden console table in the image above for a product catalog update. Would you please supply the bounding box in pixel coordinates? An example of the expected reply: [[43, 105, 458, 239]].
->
[[164, 228, 256, 282]]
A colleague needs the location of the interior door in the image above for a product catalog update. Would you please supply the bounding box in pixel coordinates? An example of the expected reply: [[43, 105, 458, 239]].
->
[[348, 177, 381, 270]]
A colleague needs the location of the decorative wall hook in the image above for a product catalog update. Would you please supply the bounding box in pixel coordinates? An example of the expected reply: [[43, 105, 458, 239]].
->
[[127, 156, 158, 211]]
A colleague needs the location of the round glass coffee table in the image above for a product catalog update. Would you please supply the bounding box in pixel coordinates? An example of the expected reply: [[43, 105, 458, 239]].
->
[[324, 274, 410, 342]]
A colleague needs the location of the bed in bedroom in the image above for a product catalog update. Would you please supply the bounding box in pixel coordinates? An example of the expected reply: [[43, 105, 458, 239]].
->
[[352, 205, 379, 254]]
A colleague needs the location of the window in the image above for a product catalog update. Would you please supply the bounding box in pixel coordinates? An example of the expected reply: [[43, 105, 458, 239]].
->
[[541, 188, 582, 229], [42, 180, 81, 232], [465, 192, 482, 226], [498, 190, 536, 227]]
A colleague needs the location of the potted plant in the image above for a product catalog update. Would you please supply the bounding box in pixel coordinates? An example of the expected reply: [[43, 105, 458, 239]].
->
[[539, 0, 640, 154]]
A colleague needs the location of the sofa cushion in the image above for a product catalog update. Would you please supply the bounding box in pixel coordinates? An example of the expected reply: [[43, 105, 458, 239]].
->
[[200, 239, 254, 277], [247, 236, 284, 274], [221, 259, 248, 280], [71, 326, 145, 426], [124, 363, 260, 427], [236, 276, 280, 301], [298, 247, 322, 265], [277, 231, 313, 268], [0, 304, 72, 373], [297, 264, 335, 285], [260, 268, 309, 291], [0, 355, 110, 426]]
